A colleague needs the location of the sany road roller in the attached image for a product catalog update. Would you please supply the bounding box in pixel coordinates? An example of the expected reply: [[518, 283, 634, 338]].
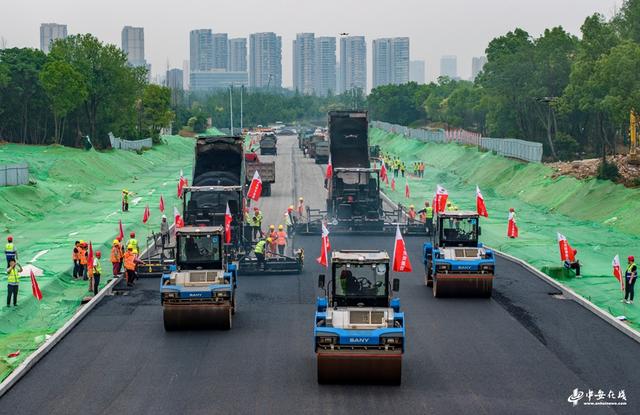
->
[[160, 226, 237, 330], [315, 250, 404, 385], [423, 211, 495, 297]]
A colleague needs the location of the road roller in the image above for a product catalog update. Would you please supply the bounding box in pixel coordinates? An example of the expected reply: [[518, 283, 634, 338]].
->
[[315, 250, 404, 385], [160, 226, 237, 331], [423, 211, 495, 298]]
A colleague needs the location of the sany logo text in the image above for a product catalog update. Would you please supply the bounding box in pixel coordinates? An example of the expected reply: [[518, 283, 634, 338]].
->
[[348, 338, 369, 343]]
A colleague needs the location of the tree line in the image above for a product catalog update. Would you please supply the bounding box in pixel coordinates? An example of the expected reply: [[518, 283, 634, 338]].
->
[[368, 1, 640, 163], [0, 34, 173, 148]]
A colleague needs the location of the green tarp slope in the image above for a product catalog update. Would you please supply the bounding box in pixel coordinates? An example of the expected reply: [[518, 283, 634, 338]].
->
[[371, 128, 640, 330], [0, 136, 194, 380]]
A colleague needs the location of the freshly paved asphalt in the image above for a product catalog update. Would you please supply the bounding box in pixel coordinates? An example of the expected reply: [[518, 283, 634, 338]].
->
[[1, 135, 638, 415]]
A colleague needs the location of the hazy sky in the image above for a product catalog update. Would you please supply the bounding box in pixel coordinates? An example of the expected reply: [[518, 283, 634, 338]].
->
[[0, 0, 623, 87]]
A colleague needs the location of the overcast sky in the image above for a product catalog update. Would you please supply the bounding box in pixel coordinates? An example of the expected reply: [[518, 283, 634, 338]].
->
[[0, 0, 623, 87]]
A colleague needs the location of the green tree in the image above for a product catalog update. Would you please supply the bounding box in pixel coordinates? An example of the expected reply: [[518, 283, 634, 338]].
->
[[139, 84, 174, 142]]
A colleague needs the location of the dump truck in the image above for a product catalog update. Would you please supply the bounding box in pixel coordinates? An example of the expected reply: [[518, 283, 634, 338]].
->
[[260, 132, 278, 155], [245, 153, 276, 197], [161, 226, 237, 330], [314, 141, 330, 164], [423, 211, 495, 297], [296, 111, 402, 234], [306, 134, 326, 159], [315, 250, 404, 385]]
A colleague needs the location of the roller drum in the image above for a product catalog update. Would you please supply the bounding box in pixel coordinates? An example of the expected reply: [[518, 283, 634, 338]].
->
[[163, 304, 232, 331], [433, 274, 493, 298], [317, 351, 402, 385]]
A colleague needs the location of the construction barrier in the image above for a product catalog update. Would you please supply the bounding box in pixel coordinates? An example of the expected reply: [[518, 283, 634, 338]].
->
[[0, 163, 28, 186], [481, 137, 543, 163], [108, 132, 152, 151]]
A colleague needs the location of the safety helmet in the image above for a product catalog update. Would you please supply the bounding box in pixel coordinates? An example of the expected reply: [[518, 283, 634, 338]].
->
[[162, 214, 167, 219], [629, 256, 635, 262], [7, 235, 12, 242], [299, 197, 304, 201], [266, 237, 273, 243], [447, 202, 452, 206], [278, 225, 284, 230], [122, 189, 127, 193], [130, 232, 135, 238], [509, 207, 515, 212], [409, 205, 414, 209], [573, 249, 578, 255], [80, 240, 85, 244], [288, 205, 294, 211], [113, 239, 119, 245], [269, 225, 275, 230], [96, 251, 102, 258], [254, 207, 259, 211]]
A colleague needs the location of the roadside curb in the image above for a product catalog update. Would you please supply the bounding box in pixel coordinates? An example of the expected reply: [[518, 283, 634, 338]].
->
[[381, 189, 640, 345]]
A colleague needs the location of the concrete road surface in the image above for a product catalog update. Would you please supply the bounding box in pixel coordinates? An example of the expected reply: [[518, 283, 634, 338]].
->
[[1, 135, 638, 415]]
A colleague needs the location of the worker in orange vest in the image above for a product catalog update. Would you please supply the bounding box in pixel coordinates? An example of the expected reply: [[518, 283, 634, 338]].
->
[[72, 240, 81, 279], [110, 239, 123, 276], [297, 197, 305, 219], [407, 205, 417, 223], [268, 225, 278, 255], [276, 225, 287, 256], [78, 241, 88, 281], [123, 246, 145, 286]]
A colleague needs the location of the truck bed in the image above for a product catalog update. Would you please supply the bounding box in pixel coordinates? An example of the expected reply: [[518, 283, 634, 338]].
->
[[245, 160, 276, 183]]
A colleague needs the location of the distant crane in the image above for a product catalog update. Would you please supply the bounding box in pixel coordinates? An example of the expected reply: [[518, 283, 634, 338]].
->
[[629, 110, 639, 165]]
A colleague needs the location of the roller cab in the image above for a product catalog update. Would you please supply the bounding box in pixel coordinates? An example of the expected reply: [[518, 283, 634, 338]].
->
[[161, 226, 237, 331], [423, 212, 495, 298], [315, 250, 404, 385]]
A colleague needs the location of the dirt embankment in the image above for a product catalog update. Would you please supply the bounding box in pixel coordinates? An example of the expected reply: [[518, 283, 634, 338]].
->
[[547, 154, 640, 186]]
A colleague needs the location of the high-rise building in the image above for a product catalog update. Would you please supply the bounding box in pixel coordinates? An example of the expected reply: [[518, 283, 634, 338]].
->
[[293, 33, 315, 94], [339, 36, 366, 93], [471, 56, 487, 80], [121, 26, 146, 67], [229, 38, 247, 72], [249, 32, 282, 89], [182, 60, 190, 90], [212, 33, 229, 70], [40, 23, 67, 53], [410, 60, 425, 84], [166, 68, 184, 90], [440, 55, 458, 79], [372, 37, 409, 88], [315, 37, 336, 96], [190, 29, 214, 72]]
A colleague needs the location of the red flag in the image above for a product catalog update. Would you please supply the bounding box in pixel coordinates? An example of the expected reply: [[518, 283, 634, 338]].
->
[[30, 269, 43, 301], [380, 161, 388, 183], [557, 233, 575, 262], [316, 223, 331, 267], [391, 178, 396, 191], [325, 155, 333, 180], [405, 180, 411, 198], [7, 351, 20, 358], [476, 186, 488, 217], [224, 202, 233, 244], [247, 170, 263, 201], [87, 241, 94, 275], [507, 211, 519, 238], [142, 204, 150, 224], [173, 206, 184, 229], [159, 195, 165, 213], [612, 255, 625, 291], [435, 185, 448, 213], [177, 169, 187, 198], [392, 225, 412, 272], [118, 220, 124, 240]]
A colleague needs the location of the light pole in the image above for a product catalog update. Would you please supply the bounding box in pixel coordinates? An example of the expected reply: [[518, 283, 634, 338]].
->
[[240, 84, 244, 132], [229, 84, 234, 136]]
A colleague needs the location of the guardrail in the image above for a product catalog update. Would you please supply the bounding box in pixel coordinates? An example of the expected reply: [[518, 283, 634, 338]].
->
[[371, 121, 543, 163], [109, 133, 152, 151], [0, 163, 29, 186]]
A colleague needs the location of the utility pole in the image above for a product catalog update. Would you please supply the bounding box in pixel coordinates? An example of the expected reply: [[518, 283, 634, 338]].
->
[[240, 85, 244, 132], [229, 84, 234, 136]]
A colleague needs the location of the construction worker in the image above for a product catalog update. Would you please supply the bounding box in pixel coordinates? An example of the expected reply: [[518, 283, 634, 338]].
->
[[127, 232, 138, 255], [268, 225, 278, 255], [72, 240, 81, 279], [446, 201, 459, 211], [407, 205, 417, 223], [5, 235, 17, 268], [90, 251, 102, 295], [6, 259, 22, 307], [121, 189, 130, 212], [297, 197, 305, 219], [123, 246, 145, 286], [400, 162, 406, 178], [563, 249, 581, 277], [285, 206, 296, 235], [117, 236, 125, 268], [254, 238, 268, 270], [111, 239, 123, 276], [419, 202, 434, 234], [419, 162, 425, 178], [250, 208, 263, 241], [78, 241, 88, 280], [160, 215, 169, 248], [624, 256, 637, 304], [276, 225, 287, 256]]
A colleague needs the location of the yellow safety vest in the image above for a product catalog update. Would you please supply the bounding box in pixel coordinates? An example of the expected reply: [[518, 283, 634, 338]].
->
[[7, 267, 20, 284], [127, 239, 138, 254], [425, 206, 433, 219], [627, 262, 637, 276], [254, 240, 266, 254]]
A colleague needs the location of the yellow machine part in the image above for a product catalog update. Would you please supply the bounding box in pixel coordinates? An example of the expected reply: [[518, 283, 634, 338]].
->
[[163, 304, 232, 331], [317, 350, 402, 385]]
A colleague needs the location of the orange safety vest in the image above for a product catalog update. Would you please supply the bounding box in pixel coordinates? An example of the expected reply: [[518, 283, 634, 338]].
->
[[124, 251, 136, 271], [110, 245, 122, 263], [78, 247, 88, 265], [269, 231, 278, 248], [297, 202, 304, 215], [277, 231, 287, 245], [408, 210, 416, 220], [419, 211, 426, 222]]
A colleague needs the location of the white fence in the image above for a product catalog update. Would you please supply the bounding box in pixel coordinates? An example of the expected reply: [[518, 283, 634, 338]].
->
[[0, 163, 29, 186], [109, 133, 152, 151], [371, 121, 543, 163]]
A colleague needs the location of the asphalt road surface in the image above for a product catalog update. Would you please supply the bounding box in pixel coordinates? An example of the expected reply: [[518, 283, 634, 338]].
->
[[1, 135, 638, 415]]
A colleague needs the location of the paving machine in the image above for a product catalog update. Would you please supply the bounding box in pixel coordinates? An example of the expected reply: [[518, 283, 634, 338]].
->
[[296, 111, 402, 234], [315, 250, 404, 385], [423, 211, 495, 297], [161, 226, 237, 330]]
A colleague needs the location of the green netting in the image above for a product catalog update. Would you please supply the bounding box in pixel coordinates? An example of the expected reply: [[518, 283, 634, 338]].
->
[[370, 128, 640, 330], [0, 136, 194, 380], [199, 127, 225, 137]]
